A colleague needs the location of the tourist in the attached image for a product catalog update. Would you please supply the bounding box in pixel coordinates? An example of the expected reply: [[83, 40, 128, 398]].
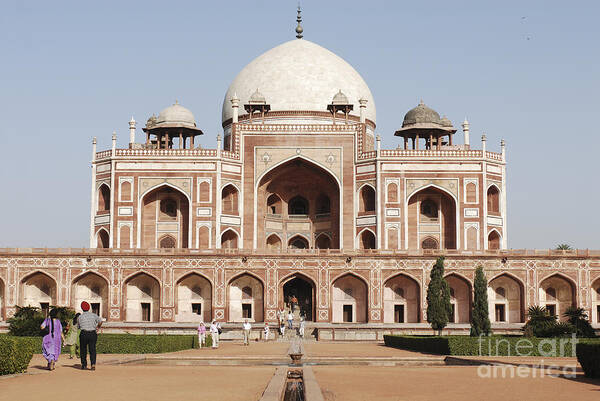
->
[[64, 313, 80, 359], [40, 308, 64, 371], [210, 320, 219, 348], [299, 316, 305, 338], [287, 310, 294, 329], [198, 322, 206, 348], [280, 321, 286, 336], [291, 295, 298, 312], [78, 301, 103, 371], [243, 319, 251, 345], [263, 323, 270, 341]]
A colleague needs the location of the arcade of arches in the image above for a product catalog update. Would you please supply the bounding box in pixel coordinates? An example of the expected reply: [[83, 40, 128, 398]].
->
[[258, 158, 340, 250], [407, 187, 456, 250], [141, 186, 189, 248]]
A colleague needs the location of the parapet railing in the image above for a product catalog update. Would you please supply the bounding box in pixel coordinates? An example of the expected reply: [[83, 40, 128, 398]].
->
[[0, 248, 597, 258], [358, 149, 503, 162]]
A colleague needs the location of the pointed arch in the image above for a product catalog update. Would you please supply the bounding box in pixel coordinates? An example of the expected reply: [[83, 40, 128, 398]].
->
[[444, 273, 472, 323], [279, 272, 317, 321], [288, 234, 310, 249], [97, 183, 111, 212], [383, 272, 421, 323], [175, 272, 212, 323], [488, 272, 525, 323], [331, 272, 368, 323], [20, 270, 58, 309], [220, 228, 239, 249], [221, 183, 240, 216], [71, 271, 109, 319], [357, 227, 376, 250], [487, 184, 500, 214], [358, 183, 376, 214], [123, 271, 161, 322], [137, 182, 192, 249], [315, 232, 332, 249], [266, 233, 282, 250], [487, 229, 502, 250], [95, 227, 110, 249], [228, 272, 264, 322]]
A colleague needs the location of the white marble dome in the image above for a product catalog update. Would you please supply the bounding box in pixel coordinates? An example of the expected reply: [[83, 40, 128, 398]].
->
[[222, 39, 376, 124], [157, 102, 196, 128]]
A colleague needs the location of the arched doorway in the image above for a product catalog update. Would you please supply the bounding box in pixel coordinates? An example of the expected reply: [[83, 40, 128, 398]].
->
[[72, 272, 109, 319], [539, 274, 576, 321], [445, 274, 472, 323], [358, 185, 376, 215], [383, 274, 420, 323], [289, 235, 309, 249], [221, 229, 239, 249], [487, 274, 524, 323], [408, 186, 456, 249], [331, 274, 368, 323], [97, 229, 109, 248], [228, 274, 263, 322], [20, 272, 57, 314], [281, 274, 315, 321], [124, 273, 160, 322], [315, 234, 332, 249], [266, 234, 282, 250], [176, 273, 212, 323], [98, 184, 110, 212], [359, 229, 376, 250], [141, 185, 189, 248], [257, 158, 340, 249], [488, 230, 501, 250]]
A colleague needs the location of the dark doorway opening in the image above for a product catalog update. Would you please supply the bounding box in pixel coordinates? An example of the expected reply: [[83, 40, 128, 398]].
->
[[91, 303, 100, 316], [192, 303, 202, 315], [141, 303, 151, 322], [283, 276, 314, 321], [546, 304, 556, 317], [495, 304, 506, 322], [450, 304, 456, 323], [343, 305, 353, 322], [242, 303, 252, 319], [394, 304, 405, 323]]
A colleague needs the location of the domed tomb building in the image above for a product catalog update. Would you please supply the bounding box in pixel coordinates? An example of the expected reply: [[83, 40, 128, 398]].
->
[[4, 11, 598, 334]]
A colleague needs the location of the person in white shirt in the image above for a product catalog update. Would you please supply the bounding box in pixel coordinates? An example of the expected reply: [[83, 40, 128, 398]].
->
[[263, 323, 270, 341], [243, 319, 251, 345], [299, 316, 305, 338], [210, 320, 219, 348], [287, 311, 294, 330]]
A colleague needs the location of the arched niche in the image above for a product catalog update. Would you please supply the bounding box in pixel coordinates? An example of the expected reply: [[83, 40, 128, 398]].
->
[[20, 272, 57, 313], [487, 274, 524, 323], [175, 273, 212, 323], [72, 272, 109, 319], [141, 185, 189, 248], [408, 186, 456, 250], [445, 274, 472, 323], [331, 274, 368, 323], [124, 273, 160, 322], [383, 274, 420, 323], [539, 274, 576, 321], [228, 273, 263, 322]]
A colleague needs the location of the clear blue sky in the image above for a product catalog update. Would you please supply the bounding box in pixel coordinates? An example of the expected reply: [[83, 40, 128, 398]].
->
[[0, 0, 598, 249]]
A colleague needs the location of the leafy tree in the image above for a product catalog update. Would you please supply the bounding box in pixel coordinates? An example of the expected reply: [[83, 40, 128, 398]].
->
[[8, 306, 76, 337], [426, 257, 452, 335], [470, 266, 491, 336], [563, 306, 596, 338], [8, 306, 45, 336], [556, 244, 573, 250], [523, 305, 575, 337]]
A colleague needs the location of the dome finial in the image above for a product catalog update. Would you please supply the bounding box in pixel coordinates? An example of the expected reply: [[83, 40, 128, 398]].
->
[[295, 3, 303, 39]]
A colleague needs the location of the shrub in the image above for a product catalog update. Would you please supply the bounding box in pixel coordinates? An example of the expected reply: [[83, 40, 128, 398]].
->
[[0, 336, 36, 375], [576, 343, 600, 378], [522, 306, 559, 337], [563, 307, 596, 338], [383, 335, 600, 357], [8, 306, 76, 337]]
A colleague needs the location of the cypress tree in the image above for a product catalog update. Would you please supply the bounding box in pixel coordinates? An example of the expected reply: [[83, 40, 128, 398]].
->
[[426, 257, 452, 335], [470, 266, 491, 336]]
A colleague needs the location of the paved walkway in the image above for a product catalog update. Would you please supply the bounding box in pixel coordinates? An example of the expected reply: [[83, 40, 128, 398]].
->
[[1, 341, 597, 401]]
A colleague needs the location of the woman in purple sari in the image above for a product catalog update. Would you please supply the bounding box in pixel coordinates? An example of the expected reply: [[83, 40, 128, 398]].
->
[[41, 309, 64, 370]]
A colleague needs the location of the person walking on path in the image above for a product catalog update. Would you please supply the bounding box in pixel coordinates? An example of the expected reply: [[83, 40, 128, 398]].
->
[[263, 323, 270, 341], [198, 322, 207, 348], [210, 320, 220, 348], [299, 316, 306, 338], [243, 319, 251, 345], [287, 310, 294, 330], [78, 301, 102, 371], [41, 309, 64, 371], [64, 313, 80, 359]]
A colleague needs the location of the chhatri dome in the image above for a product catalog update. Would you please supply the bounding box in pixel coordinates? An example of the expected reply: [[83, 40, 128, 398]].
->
[[155, 101, 197, 129], [222, 38, 376, 125]]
